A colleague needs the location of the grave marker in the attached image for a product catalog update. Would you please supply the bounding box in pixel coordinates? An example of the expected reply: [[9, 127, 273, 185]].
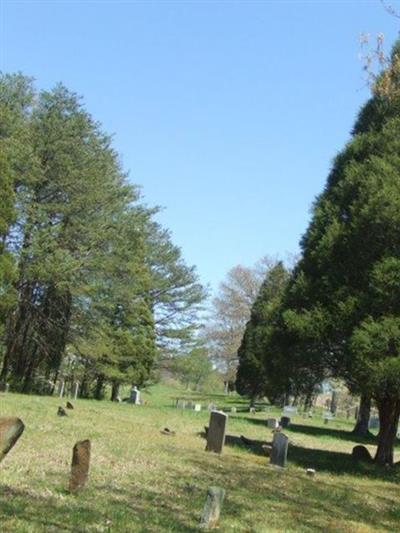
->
[[199, 486, 225, 530], [0, 417, 25, 463], [69, 439, 91, 491], [205, 411, 227, 454], [270, 432, 288, 467], [267, 418, 279, 429]]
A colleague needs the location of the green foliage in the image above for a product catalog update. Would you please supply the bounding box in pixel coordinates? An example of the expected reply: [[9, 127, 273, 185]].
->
[[172, 344, 213, 390]]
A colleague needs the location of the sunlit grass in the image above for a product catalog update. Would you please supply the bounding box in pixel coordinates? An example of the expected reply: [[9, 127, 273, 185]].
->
[[1, 384, 399, 532]]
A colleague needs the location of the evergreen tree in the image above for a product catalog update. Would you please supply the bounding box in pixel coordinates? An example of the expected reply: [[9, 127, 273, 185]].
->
[[277, 41, 400, 465]]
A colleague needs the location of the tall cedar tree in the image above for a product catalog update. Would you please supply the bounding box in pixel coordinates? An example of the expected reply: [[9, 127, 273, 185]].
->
[[236, 262, 290, 404], [278, 41, 400, 465]]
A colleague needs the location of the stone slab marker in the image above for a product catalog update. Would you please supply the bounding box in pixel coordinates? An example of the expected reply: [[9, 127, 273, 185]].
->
[[0, 417, 25, 463], [205, 411, 227, 454], [270, 432, 288, 468], [280, 416, 290, 428], [69, 439, 91, 491], [267, 418, 278, 429], [199, 486, 225, 530]]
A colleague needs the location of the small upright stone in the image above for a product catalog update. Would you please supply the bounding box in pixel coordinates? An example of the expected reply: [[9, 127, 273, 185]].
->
[[270, 432, 289, 468], [306, 468, 316, 477], [230, 407, 237, 414], [69, 440, 91, 491], [57, 406, 67, 416], [194, 403, 202, 412], [249, 407, 256, 414], [129, 385, 140, 405], [66, 401, 74, 410], [199, 486, 225, 530], [280, 416, 290, 428], [0, 417, 25, 463], [267, 418, 279, 429], [205, 411, 227, 454], [352, 445, 372, 463]]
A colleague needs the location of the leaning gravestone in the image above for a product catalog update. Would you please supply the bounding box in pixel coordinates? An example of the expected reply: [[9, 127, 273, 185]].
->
[[267, 418, 279, 429], [129, 386, 140, 405], [280, 416, 290, 428], [69, 439, 91, 491], [199, 486, 225, 530], [0, 417, 25, 463], [194, 403, 202, 412], [270, 432, 289, 468], [205, 411, 227, 454]]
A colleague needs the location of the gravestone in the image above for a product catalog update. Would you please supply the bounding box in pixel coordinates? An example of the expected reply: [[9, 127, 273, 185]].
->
[[69, 439, 91, 491], [194, 403, 202, 412], [280, 416, 290, 428], [208, 403, 217, 412], [270, 432, 288, 467], [129, 386, 140, 405], [249, 407, 256, 414], [283, 406, 297, 415], [205, 411, 227, 454], [199, 486, 225, 530], [0, 417, 25, 463], [352, 445, 372, 462], [368, 416, 379, 430], [57, 406, 67, 416], [66, 401, 74, 410], [267, 418, 279, 429], [230, 407, 237, 414]]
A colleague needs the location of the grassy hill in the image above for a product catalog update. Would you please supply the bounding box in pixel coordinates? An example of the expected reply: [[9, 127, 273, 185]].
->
[[1, 384, 399, 532]]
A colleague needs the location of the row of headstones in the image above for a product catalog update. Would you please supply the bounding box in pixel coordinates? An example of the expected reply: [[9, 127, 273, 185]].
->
[[206, 411, 289, 468], [175, 399, 203, 411], [0, 417, 89, 491]]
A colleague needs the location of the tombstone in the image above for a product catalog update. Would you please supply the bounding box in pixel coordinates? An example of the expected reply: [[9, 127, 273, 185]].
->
[[199, 486, 225, 530], [5, 383, 10, 393], [0, 417, 25, 463], [73, 382, 79, 400], [57, 406, 67, 417], [280, 416, 291, 428], [205, 411, 227, 454], [352, 445, 372, 463], [230, 407, 237, 414], [129, 386, 140, 405], [270, 432, 288, 467], [69, 440, 91, 491], [249, 407, 256, 414], [66, 401, 74, 410], [368, 416, 379, 430], [306, 468, 316, 477], [208, 403, 217, 412], [194, 403, 202, 412], [267, 418, 279, 429]]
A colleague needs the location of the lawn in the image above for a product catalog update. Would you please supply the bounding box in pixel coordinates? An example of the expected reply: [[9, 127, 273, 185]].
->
[[1, 384, 399, 532]]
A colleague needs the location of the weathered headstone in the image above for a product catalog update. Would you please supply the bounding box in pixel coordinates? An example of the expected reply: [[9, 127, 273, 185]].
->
[[194, 403, 202, 412], [280, 416, 290, 428], [230, 407, 237, 414], [0, 417, 25, 463], [66, 401, 74, 410], [129, 386, 140, 405], [249, 407, 256, 414], [270, 432, 288, 467], [208, 403, 217, 412], [352, 445, 372, 462], [199, 486, 225, 530], [205, 411, 227, 454], [57, 406, 67, 416], [267, 418, 279, 429], [69, 439, 91, 491], [306, 468, 316, 477]]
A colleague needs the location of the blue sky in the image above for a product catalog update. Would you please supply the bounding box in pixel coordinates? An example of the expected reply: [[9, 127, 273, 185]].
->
[[1, 1, 399, 294]]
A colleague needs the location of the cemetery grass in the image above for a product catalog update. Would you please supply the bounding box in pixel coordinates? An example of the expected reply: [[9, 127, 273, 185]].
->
[[1, 385, 399, 533]]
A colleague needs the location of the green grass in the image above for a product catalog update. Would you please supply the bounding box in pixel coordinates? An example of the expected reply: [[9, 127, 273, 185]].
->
[[1, 384, 399, 532]]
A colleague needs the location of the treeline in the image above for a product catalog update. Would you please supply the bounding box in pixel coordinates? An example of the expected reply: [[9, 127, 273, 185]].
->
[[237, 41, 400, 465], [0, 74, 205, 399]]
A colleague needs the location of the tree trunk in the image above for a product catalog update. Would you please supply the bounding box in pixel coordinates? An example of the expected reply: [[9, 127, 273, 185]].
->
[[352, 394, 371, 436], [374, 398, 400, 466], [111, 381, 120, 401]]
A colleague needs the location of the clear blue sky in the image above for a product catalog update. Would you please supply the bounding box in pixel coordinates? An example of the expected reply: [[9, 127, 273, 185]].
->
[[1, 1, 399, 294]]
